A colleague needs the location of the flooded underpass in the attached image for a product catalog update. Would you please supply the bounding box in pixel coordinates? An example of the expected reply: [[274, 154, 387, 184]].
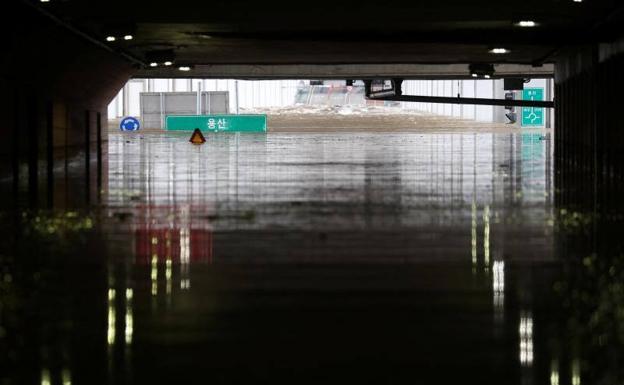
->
[[2, 127, 623, 385], [5, 0, 624, 382]]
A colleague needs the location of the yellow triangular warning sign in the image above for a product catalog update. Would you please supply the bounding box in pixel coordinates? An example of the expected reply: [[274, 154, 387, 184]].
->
[[189, 128, 206, 145]]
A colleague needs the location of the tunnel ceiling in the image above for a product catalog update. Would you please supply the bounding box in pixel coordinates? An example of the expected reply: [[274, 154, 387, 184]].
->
[[32, 0, 624, 75]]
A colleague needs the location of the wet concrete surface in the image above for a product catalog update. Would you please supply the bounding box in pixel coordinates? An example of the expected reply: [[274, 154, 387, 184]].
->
[[2, 130, 623, 384]]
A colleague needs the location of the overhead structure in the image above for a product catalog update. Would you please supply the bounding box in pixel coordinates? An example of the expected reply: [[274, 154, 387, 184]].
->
[[23, 0, 624, 79], [363, 78, 554, 108]]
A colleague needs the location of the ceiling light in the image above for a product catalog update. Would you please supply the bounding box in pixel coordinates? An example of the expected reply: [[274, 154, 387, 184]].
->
[[149, 62, 158, 67], [484, 74, 491, 79], [469, 63, 495, 79], [516, 20, 537, 28], [106, 36, 116, 42], [123, 35, 133, 40], [145, 49, 176, 68], [573, 0, 582, 2], [179, 66, 192, 72], [490, 48, 510, 54], [40, 0, 50, 2]]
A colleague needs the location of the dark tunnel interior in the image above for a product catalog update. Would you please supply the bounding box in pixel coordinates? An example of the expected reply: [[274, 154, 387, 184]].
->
[[1, 1, 624, 384]]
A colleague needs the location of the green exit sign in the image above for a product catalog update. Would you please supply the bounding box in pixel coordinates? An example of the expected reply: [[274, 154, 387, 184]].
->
[[521, 88, 545, 127], [165, 115, 267, 132]]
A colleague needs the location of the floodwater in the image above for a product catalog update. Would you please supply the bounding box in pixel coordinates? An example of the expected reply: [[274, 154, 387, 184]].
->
[[2, 130, 623, 384]]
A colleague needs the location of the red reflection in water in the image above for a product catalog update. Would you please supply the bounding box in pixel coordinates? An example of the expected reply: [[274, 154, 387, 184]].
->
[[131, 205, 214, 265], [135, 228, 213, 265]]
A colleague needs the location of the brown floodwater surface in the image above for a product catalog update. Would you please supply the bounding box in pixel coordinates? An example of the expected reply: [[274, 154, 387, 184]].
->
[[2, 129, 623, 385]]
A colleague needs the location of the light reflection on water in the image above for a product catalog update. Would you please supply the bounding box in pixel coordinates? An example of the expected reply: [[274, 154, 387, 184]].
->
[[9, 130, 619, 385], [99, 131, 560, 384], [106, 132, 553, 263]]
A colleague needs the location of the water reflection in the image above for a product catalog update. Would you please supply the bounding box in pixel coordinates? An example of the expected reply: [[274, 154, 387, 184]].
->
[[125, 288, 133, 345], [106, 132, 553, 263], [107, 288, 116, 346], [550, 361, 560, 385], [62, 368, 71, 385], [5, 130, 623, 384], [572, 359, 581, 385], [493, 260, 504, 322], [519, 311, 534, 366]]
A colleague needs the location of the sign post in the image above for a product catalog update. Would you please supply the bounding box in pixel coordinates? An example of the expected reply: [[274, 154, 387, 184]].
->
[[521, 88, 545, 127]]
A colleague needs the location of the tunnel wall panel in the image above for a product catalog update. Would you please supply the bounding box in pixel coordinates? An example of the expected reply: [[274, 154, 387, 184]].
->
[[0, 2, 135, 208], [555, 43, 624, 257]]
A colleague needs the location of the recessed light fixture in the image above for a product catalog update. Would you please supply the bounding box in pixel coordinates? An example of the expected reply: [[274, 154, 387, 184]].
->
[[469, 63, 495, 79], [40, 0, 50, 2], [573, 0, 582, 2], [515, 20, 537, 28], [179, 66, 192, 72], [124, 35, 133, 40], [490, 48, 510, 54], [145, 49, 176, 69], [106, 36, 116, 42], [149, 62, 158, 67]]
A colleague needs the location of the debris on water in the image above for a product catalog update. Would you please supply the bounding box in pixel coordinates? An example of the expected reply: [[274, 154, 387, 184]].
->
[[242, 210, 256, 221], [113, 212, 133, 221]]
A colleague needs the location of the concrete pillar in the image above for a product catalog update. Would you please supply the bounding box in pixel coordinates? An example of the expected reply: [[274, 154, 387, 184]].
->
[[545, 79, 553, 129], [27, 95, 39, 206], [46, 101, 53, 208], [97, 111, 102, 193], [122, 83, 130, 117]]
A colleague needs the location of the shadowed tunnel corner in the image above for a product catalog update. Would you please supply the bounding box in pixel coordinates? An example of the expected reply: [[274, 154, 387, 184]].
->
[[554, 38, 624, 258], [0, 2, 135, 209]]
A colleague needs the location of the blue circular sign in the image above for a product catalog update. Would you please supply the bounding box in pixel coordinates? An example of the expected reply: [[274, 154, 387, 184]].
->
[[120, 117, 141, 131]]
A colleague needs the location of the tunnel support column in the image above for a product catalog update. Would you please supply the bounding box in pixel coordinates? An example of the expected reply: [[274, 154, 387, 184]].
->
[[97, 112, 103, 195], [46, 101, 54, 208], [555, 42, 624, 257], [85, 110, 91, 204]]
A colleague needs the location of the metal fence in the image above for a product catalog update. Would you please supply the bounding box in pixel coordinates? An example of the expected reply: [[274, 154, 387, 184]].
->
[[140, 91, 229, 129]]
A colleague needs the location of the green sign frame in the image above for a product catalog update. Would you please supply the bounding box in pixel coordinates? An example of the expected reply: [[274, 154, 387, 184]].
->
[[521, 88, 545, 127], [165, 114, 267, 132]]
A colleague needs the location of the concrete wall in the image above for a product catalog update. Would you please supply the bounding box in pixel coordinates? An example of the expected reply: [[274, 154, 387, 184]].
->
[[555, 40, 624, 258], [555, 43, 624, 202], [0, 2, 135, 208]]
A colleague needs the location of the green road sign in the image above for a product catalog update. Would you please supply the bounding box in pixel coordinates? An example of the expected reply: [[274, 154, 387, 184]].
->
[[521, 88, 545, 127], [165, 114, 267, 132]]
